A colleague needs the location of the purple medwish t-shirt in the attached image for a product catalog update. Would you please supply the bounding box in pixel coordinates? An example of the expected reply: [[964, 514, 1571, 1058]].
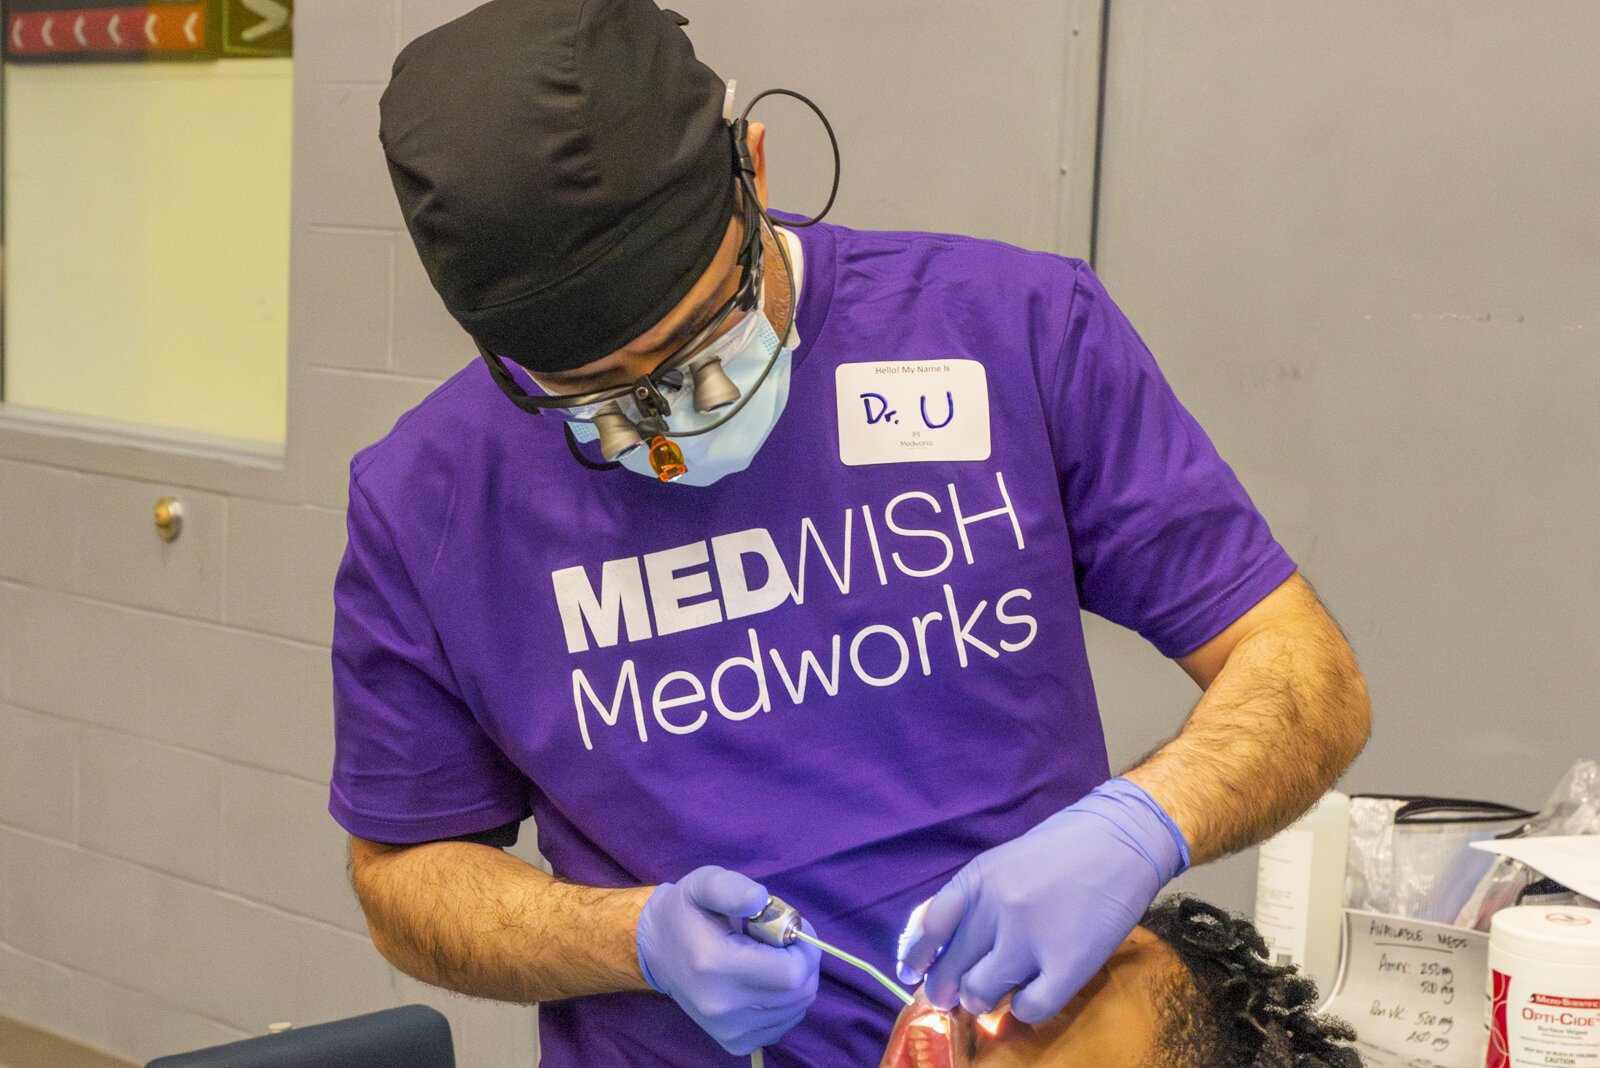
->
[[330, 220, 1295, 1067]]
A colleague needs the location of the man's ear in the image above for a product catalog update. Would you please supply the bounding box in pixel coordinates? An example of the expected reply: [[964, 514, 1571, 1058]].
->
[[745, 121, 769, 208]]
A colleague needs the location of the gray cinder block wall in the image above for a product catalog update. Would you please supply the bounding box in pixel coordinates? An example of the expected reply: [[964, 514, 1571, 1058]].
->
[[1089, 2, 1600, 833]]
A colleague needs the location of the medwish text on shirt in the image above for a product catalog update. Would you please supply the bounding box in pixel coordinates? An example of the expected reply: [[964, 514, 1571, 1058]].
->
[[551, 471, 1039, 750]]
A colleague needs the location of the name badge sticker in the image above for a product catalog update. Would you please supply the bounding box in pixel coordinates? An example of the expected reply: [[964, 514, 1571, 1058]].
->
[[835, 360, 992, 466]]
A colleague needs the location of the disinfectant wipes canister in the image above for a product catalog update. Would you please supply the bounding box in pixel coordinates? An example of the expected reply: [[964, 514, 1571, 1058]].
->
[[1486, 905, 1600, 1068]]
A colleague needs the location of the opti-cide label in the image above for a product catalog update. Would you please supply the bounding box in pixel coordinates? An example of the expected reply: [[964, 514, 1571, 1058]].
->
[[1488, 969, 1600, 1068]]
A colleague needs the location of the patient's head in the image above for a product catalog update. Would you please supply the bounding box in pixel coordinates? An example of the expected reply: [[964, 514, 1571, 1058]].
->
[[880, 896, 1362, 1067]]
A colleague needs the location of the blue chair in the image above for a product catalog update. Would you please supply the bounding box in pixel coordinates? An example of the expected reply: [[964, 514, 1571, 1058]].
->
[[146, 1005, 454, 1068]]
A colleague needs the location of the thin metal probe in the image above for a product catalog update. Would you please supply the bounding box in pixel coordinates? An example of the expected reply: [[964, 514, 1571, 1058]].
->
[[793, 930, 914, 1005]]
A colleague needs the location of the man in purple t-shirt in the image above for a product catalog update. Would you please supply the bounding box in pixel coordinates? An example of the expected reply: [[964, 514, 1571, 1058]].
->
[[333, 2, 1371, 1065]]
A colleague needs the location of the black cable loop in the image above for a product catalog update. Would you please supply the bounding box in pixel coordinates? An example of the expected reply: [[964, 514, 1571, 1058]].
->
[[738, 87, 840, 228]]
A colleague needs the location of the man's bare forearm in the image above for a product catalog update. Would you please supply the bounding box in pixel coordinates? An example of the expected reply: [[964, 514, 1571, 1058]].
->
[[348, 836, 653, 1003], [1125, 577, 1372, 864]]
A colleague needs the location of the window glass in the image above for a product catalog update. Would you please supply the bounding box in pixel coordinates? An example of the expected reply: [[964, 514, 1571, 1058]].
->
[[2, 1, 292, 452]]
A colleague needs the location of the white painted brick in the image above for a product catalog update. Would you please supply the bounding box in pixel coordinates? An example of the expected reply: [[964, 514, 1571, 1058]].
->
[[296, 368, 439, 510], [71, 972, 251, 1066], [145, 619, 310, 775], [0, 430, 303, 511], [296, 229, 393, 373], [144, 876, 395, 1031], [301, 652, 337, 785], [71, 475, 227, 621], [219, 764, 366, 933], [6, 587, 155, 735], [296, 84, 403, 231], [294, 0, 401, 86], [0, 829, 153, 986], [0, 944, 76, 1038], [0, 581, 19, 705], [224, 499, 346, 644], [0, 459, 77, 588], [0, 825, 8, 939], [504, 815, 550, 874], [391, 240, 475, 380], [0, 704, 76, 840], [78, 733, 222, 884]]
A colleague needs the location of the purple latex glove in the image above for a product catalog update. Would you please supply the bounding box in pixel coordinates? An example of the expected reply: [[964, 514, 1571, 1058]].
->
[[896, 777, 1190, 1023], [636, 866, 821, 1055]]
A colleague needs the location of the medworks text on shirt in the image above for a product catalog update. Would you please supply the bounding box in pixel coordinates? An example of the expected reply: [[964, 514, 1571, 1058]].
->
[[552, 470, 1036, 750]]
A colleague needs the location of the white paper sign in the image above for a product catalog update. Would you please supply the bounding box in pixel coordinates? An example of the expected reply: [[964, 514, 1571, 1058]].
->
[[1324, 910, 1491, 1068], [834, 360, 991, 466], [1354, 1039, 1469, 1068], [1470, 835, 1600, 900]]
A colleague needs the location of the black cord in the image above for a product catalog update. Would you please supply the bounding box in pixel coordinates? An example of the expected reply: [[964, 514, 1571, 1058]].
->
[[738, 88, 841, 228], [563, 421, 621, 471], [478, 339, 549, 416]]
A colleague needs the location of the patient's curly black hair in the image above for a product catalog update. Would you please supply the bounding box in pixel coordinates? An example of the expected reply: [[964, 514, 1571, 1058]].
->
[[1142, 896, 1363, 1067]]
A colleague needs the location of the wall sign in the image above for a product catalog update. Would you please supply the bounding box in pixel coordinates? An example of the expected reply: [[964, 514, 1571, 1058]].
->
[[222, 0, 289, 56], [4, 0, 291, 61]]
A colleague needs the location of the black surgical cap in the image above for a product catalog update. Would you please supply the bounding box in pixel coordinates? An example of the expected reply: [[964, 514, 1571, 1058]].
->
[[380, 0, 736, 373]]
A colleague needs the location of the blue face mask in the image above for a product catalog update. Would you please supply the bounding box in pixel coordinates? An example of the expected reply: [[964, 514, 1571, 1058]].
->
[[567, 300, 795, 487]]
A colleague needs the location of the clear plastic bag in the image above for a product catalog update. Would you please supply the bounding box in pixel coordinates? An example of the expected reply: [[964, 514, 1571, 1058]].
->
[[1453, 759, 1600, 931], [1342, 795, 1534, 922]]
